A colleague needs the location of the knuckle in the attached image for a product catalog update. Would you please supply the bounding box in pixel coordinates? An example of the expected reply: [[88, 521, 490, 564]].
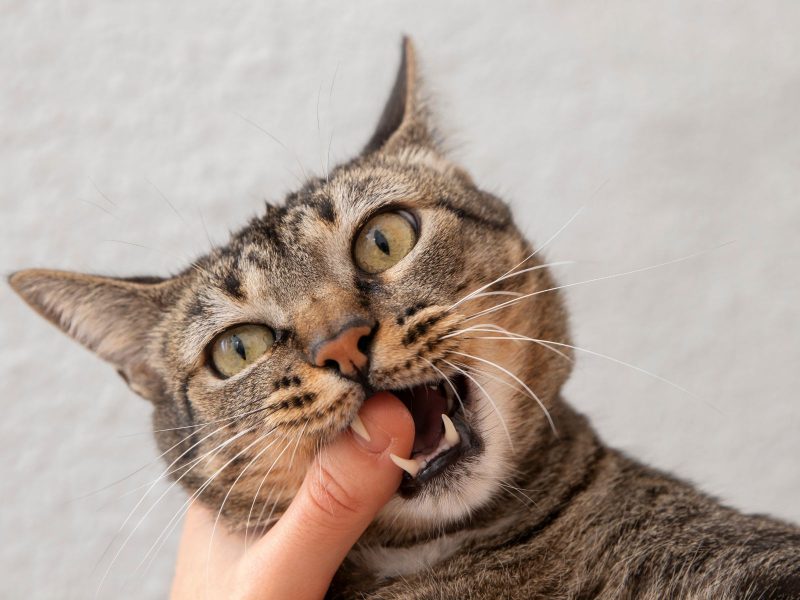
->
[[306, 464, 362, 521]]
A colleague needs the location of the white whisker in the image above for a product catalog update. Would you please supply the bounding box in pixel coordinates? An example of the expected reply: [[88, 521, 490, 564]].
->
[[448, 261, 574, 312], [75, 423, 211, 502], [462, 334, 716, 410], [447, 351, 557, 435], [441, 359, 514, 450], [135, 427, 276, 582], [446, 323, 573, 362], [250, 436, 298, 541], [205, 432, 285, 591], [463, 245, 733, 322], [96, 424, 262, 594], [420, 357, 468, 416], [448, 207, 585, 311]]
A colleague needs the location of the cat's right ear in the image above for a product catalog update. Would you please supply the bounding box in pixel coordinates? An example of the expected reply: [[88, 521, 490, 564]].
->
[[8, 269, 177, 402], [363, 36, 439, 156]]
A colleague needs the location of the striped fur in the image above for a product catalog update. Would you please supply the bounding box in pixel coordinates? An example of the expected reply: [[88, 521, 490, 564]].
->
[[9, 39, 799, 599]]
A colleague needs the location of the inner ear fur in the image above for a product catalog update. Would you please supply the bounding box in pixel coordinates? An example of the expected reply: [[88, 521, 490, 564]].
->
[[363, 36, 439, 155], [8, 269, 177, 402]]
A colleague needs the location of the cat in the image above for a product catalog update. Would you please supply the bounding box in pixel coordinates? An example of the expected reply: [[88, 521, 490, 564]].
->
[[9, 38, 800, 599]]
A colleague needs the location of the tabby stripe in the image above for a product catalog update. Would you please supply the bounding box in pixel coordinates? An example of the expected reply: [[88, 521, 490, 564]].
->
[[436, 197, 509, 231], [496, 444, 608, 550], [178, 376, 199, 462]]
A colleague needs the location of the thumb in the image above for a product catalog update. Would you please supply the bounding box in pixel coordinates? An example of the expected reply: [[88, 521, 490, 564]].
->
[[239, 392, 414, 600]]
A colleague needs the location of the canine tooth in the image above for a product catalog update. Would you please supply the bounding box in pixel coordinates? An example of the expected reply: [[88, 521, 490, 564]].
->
[[390, 454, 420, 477], [441, 413, 460, 446], [445, 388, 454, 413], [350, 414, 371, 442]]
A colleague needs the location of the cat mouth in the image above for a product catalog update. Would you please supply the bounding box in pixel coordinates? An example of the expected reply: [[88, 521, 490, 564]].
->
[[382, 375, 476, 497]]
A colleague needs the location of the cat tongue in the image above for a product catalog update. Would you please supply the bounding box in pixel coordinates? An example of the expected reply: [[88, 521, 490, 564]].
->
[[394, 385, 447, 455]]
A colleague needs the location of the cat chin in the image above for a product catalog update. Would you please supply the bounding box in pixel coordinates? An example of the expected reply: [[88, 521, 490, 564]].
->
[[372, 381, 516, 535]]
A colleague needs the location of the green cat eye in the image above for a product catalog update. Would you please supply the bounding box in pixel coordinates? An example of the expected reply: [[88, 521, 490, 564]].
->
[[353, 210, 418, 274], [210, 324, 274, 378]]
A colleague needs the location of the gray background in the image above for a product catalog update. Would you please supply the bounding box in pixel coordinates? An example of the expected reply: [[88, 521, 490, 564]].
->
[[1, 1, 798, 598]]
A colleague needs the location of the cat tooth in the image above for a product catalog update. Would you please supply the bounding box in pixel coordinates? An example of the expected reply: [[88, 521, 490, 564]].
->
[[350, 414, 371, 442], [441, 413, 460, 446], [390, 454, 420, 478]]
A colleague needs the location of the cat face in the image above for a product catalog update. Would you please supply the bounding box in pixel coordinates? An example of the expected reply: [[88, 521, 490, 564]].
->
[[9, 39, 572, 540]]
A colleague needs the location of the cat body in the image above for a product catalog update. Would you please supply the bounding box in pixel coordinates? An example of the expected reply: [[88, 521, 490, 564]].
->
[[10, 39, 800, 599], [334, 403, 800, 599]]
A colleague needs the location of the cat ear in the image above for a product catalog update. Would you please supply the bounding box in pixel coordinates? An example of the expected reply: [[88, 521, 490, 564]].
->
[[9, 269, 177, 402], [363, 36, 438, 155]]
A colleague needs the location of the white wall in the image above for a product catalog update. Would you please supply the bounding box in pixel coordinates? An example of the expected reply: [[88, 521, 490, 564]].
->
[[1, 1, 798, 597]]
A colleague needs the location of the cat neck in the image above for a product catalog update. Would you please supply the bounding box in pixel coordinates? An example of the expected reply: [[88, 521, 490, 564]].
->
[[347, 398, 603, 579]]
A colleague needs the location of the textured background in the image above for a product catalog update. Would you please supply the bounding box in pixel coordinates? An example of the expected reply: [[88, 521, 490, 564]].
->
[[1, 1, 798, 598]]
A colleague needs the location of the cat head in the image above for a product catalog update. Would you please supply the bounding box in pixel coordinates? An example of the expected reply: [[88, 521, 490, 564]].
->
[[9, 38, 572, 540]]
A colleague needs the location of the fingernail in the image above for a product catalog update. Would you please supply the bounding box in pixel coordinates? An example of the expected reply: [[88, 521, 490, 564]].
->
[[349, 410, 393, 453], [349, 413, 371, 442]]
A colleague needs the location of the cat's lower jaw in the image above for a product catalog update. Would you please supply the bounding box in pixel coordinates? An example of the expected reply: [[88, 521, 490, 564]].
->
[[364, 371, 513, 536], [379, 374, 481, 498], [397, 411, 474, 497], [337, 400, 800, 599]]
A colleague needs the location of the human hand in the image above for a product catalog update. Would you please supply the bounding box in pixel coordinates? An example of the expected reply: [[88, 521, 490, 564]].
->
[[169, 391, 415, 600]]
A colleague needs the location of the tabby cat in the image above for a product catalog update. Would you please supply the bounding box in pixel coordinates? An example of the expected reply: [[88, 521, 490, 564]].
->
[[10, 39, 800, 599]]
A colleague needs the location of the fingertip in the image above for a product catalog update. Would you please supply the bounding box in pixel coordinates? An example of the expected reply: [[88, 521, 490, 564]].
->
[[357, 391, 414, 457]]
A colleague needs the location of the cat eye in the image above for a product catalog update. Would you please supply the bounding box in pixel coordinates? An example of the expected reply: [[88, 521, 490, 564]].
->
[[353, 210, 418, 274], [210, 324, 275, 378]]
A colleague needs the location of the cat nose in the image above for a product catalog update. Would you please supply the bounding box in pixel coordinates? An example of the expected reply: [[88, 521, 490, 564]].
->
[[310, 319, 374, 379]]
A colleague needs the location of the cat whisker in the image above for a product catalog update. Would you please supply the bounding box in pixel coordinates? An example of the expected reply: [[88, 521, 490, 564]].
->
[[92, 420, 247, 575], [467, 291, 524, 300], [88, 176, 118, 208], [317, 82, 326, 181], [146, 178, 187, 226], [134, 426, 278, 583], [205, 430, 290, 590], [446, 205, 585, 311], [96, 423, 265, 594], [447, 261, 574, 312], [458, 332, 717, 410], [447, 351, 556, 436], [100, 239, 217, 281], [440, 359, 514, 451], [261, 422, 307, 527], [449, 321, 707, 404], [149, 401, 278, 434], [461, 245, 732, 323], [248, 436, 300, 545], [325, 63, 339, 182], [237, 421, 305, 551], [236, 112, 309, 184], [450, 361, 533, 418], [419, 357, 468, 416], [81, 198, 121, 221], [74, 423, 213, 502], [197, 208, 214, 251], [446, 323, 573, 362], [496, 481, 538, 508]]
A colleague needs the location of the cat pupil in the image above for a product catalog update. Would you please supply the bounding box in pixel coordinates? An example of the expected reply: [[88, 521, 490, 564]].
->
[[373, 228, 391, 255], [232, 335, 246, 360]]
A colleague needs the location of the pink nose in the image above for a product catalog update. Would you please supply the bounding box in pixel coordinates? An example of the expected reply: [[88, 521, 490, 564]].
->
[[312, 323, 372, 378]]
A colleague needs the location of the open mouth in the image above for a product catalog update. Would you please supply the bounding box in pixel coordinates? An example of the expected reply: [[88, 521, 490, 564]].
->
[[382, 375, 476, 497]]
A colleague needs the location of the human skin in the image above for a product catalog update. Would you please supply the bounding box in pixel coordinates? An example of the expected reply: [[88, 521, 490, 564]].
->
[[169, 392, 415, 600]]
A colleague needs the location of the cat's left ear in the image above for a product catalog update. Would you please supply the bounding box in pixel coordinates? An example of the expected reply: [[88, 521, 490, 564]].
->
[[363, 37, 439, 156], [9, 269, 178, 402]]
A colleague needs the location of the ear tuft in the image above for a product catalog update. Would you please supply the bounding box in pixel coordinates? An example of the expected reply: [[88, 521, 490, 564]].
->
[[363, 36, 438, 155], [9, 268, 174, 402]]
